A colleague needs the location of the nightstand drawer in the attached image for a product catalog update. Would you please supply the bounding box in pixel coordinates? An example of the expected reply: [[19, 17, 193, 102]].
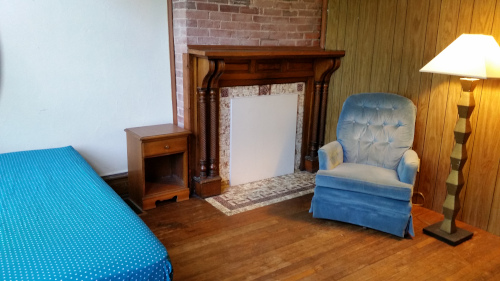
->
[[143, 137, 187, 157]]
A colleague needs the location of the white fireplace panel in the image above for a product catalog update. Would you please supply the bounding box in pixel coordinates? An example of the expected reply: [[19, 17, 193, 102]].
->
[[230, 94, 298, 186]]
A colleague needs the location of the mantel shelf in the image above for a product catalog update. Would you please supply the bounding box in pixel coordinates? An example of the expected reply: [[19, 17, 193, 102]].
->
[[187, 45, 345, 59]]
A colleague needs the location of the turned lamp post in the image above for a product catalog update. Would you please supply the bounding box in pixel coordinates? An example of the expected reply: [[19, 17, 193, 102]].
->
[[420, 34, 500, 246]]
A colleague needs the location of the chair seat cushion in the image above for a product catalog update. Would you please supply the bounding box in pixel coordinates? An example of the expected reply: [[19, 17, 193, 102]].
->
[[316, 163, 413, 201]]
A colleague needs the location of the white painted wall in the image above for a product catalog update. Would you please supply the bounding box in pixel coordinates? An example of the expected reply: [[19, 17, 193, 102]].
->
[[0, 0, 172, 175]]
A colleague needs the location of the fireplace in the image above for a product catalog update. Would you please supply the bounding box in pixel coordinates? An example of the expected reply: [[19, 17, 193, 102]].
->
[[182, 45, 344, 197], [220, 83, 305, 188]]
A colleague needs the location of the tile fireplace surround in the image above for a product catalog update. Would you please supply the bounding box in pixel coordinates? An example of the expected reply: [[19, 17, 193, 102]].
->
[[219, 83, 306, 188], [180, 45, 344, 198]]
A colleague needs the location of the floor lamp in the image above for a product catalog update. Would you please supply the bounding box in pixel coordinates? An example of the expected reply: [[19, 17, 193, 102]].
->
[[420, 34, 500, 246]]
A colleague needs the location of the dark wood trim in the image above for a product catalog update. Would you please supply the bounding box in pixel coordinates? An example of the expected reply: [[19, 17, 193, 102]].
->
[[187, 46, 345, 58], [300, 77, 315, 171], [308, 82, 322, 159], [102, 172, 129, 198], [196, 59, 216, 179], [183, 53, 192, 128], [167, 0, 177, 125], [318, 58, 340, 147], [184, 46, 345, 197], [320, 0, 328, 49], [184, 53, 195, 194], [209, 60, 225, 178], [304, 58, 339, 171]]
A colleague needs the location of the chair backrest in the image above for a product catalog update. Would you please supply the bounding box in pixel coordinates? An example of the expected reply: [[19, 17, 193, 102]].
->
[[336, 93, 416, 170]]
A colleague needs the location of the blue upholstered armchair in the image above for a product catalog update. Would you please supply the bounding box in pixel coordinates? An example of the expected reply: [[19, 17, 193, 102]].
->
[[310, 93, 419, 237]]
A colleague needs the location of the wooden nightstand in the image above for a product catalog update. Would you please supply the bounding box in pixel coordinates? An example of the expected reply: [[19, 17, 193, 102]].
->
[[125, 124, 190, 211]]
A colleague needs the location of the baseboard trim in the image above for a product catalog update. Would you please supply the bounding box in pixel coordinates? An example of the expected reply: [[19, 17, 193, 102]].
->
[[102, 172, 129, 199]]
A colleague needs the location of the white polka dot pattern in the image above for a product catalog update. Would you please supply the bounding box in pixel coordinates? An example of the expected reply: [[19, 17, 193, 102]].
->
[[0, 146, 173, 281]]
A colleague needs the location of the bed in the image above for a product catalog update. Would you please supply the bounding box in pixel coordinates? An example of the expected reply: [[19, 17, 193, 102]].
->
[[0, 146, 173, 280]]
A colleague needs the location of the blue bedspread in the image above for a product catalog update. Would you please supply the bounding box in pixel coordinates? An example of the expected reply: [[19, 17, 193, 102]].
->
[[0, 146, 173, 280]]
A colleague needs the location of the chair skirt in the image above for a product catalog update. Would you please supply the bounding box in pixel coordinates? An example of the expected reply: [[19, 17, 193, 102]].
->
[[310, 186, 414, 237]]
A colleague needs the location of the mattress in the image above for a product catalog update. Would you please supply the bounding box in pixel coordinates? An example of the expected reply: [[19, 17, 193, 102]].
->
[[0, 146, 173, 280]]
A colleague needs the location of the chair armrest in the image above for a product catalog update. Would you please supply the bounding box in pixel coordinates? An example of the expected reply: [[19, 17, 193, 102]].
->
[[397, 149, 419, 185], [318, 141, 344, 170]]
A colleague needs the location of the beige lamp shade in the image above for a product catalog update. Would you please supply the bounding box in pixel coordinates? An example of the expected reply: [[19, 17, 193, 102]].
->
[[420, 34, 500, 79]]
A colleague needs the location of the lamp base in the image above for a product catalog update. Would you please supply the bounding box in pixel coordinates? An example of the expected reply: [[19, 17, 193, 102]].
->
[[423, 222, 473, 246]]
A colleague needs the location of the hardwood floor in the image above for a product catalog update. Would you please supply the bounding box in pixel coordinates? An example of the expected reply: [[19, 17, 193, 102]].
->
[[140, 194, 500, 280]]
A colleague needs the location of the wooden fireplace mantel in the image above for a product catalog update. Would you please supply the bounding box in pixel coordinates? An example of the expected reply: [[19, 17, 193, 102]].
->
[[182, 45, 345, 198]]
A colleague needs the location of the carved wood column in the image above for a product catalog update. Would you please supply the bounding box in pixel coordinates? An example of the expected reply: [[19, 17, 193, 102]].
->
[[305, 58, 341, 172], [318, 59, 341, 148], [209, 60, 225, 178], [307, 82, 322, 160], [197, 86, 208, 178], [193, 59, 224, 198], [196, 59, 215, 179]]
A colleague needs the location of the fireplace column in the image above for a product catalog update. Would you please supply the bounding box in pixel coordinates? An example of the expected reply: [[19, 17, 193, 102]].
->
[[304, 58, 341, 173], [193, 58, 225, 198], [209, 61, 225, 177]]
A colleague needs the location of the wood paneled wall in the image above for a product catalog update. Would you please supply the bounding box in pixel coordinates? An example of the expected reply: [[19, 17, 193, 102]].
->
[[325, 0, 500, 235]]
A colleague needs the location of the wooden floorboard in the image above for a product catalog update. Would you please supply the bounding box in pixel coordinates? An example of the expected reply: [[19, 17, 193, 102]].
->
[[140, 194, 500, 280]]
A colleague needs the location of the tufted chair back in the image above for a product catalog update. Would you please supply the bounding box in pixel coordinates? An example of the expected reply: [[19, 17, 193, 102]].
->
[[336, 93, 416, 170]]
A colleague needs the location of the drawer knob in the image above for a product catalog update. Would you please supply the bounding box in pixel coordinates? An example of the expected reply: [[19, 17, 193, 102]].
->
[[164, 145, 170, 149]]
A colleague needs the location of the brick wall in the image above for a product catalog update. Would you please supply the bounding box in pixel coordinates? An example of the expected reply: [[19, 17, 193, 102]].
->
[[173, 0, 323, 126]]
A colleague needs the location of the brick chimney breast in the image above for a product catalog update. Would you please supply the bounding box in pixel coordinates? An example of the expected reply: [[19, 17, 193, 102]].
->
[[172, 0, 323, 126]]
